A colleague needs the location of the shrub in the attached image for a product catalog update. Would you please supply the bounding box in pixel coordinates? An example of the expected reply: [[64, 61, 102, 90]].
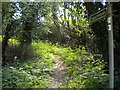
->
[[2, 61, 53, 88], [115, 69, 120, 88], [60, 48, 109, 88]]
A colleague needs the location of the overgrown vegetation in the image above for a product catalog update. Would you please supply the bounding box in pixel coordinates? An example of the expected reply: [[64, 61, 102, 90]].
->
[[2, 38, 120, 88], [3, 41, 56, 88], [2, 2, 120, 88], [2, 40, 109, 88]]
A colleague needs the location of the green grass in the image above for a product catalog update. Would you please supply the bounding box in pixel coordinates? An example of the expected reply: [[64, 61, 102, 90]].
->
[[3, 41, 109, 88]]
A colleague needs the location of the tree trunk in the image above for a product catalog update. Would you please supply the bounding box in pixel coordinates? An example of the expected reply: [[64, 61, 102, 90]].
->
[[2, 35, 10, 66], [2, 21, 13, 66]]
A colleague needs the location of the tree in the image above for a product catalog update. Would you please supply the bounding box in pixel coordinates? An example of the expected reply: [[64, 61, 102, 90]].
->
[[84, 2, 120, 70], [2, 2, 21, 65], [2, 2, 94, 65]]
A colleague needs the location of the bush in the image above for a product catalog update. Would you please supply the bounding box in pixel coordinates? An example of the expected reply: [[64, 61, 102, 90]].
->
[[2, 61, 53, 88], [5, 40, 36, 65], [60, 48, 109, 88]]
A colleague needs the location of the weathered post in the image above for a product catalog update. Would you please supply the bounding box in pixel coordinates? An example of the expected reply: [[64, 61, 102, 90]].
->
[[107, 3, 114, 88], [89, 2, 114, 88]]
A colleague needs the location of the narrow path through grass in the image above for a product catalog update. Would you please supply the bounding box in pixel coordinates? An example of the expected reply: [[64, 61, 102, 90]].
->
[[51, 55, 67, 88], [2, 41, 109, 88]]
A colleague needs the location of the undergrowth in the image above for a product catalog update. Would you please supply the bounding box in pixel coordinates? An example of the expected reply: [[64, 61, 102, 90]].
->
[[3, 41, 109, 88]]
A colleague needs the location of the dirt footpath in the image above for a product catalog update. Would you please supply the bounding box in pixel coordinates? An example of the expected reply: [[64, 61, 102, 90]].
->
[[51, 55, 67, 88]]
